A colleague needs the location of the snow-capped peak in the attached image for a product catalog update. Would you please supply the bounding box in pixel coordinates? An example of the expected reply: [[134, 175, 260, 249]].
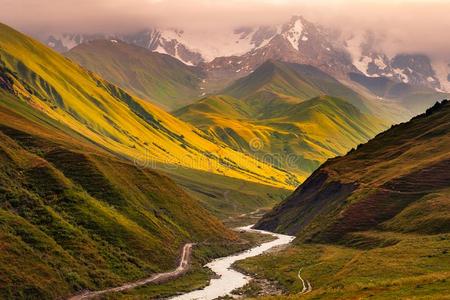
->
[[282, 17, 304, 51]]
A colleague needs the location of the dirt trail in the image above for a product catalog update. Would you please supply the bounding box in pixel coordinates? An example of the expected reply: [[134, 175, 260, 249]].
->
[[297, 267, 312, 295], [68, 243, 193, 300]]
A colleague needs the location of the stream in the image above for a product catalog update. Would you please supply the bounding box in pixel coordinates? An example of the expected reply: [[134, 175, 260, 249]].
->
[[171, 225, 295, 300]]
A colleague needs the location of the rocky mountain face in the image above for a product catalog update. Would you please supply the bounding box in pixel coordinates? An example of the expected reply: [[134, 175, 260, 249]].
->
[[45, 30, 203, 66], [43, 16, 449, 93], [345, 31, 444, 91]]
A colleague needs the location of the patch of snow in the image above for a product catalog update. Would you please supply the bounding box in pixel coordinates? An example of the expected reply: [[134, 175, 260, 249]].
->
[[48, 41, 55, 47], [354, 56, 372, 76], [301, 36, 309, 42], [154, 45, 168, 55], [159, 27, 259, 62], [427, 76, 435, 82], [345, 33, 369, 75], [393, 68, 409, 83], [110, 39, 118, 43], [326, 47, 331, 51], [173, 45, 194, 66], [52, 33, 80, 50], [374, 57, 387, 70], [431, 60, 450, 92], [284, 19, 303, 51]]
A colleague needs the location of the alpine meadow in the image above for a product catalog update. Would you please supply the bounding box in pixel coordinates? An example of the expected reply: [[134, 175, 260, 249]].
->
[[0, 1, 449, 299]]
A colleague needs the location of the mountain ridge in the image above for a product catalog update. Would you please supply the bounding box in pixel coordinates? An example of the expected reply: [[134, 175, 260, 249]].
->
[[66, 39, 204, 110], [255, 100, 450, 242], [0, 22, 298, 189]]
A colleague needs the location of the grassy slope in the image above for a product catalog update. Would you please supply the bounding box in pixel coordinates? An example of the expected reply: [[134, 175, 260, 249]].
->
[[256, 100, 450, 240], [0, 23, 298, 190], [224, 60, 369, 112], [236, 232, 450, 299], [235, 101, 450, 299], [157, 163, 290, 219], [66, 40, 203, 111], [175, 62, 387, 181], [0, 90, 239, 299]]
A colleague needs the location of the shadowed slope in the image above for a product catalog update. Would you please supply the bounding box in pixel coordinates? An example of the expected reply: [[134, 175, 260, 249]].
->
[[256, 100, 450, 242], [66, 40, 203, 110]]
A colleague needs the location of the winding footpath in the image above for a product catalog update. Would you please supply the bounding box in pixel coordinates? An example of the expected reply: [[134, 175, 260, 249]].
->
[[68, 243, 194, 300], [297, 267, 313, 295]]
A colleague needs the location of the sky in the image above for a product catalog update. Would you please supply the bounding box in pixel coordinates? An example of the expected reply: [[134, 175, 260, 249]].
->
[[1, 0, 449, 60]]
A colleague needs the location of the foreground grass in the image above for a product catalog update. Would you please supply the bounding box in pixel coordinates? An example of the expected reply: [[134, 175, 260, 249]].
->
[[235, 232, 450, 299], [98, 230, 276, 299]]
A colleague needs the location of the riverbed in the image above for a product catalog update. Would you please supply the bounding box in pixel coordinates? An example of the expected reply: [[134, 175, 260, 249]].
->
[[171, 225, 295, 300]]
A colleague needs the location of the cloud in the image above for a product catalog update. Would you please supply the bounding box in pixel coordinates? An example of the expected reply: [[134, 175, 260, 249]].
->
[[1, 0, 449, 60]]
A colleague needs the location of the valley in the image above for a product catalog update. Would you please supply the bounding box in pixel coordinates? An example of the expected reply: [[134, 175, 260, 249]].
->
[[0, 4, 449, 299]]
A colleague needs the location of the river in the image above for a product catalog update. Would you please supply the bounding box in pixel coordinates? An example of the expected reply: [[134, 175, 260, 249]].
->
[[171, 225, 295, 300]]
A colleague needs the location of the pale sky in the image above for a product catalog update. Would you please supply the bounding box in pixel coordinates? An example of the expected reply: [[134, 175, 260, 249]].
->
[[1, 0, 449, 59]]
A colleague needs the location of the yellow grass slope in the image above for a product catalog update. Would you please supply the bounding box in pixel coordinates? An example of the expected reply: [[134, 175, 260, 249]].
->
[[0, 23, 298, 189]]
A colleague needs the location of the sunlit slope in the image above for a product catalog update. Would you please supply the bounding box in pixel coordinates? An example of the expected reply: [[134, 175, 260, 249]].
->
[[0, 89, 236, 299], [175, 94, 385, 180], [66, 40, 203, 110], [224, 60, 369, 113], [256, 100, 450, 241], [0, 23, 297, 189]]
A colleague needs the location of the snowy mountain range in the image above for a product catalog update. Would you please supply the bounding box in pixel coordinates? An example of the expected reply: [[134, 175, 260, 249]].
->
[[44, 16, 450, 92]]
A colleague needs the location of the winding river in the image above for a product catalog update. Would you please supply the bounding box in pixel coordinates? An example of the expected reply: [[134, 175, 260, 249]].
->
[[171, 225, 295, 300]]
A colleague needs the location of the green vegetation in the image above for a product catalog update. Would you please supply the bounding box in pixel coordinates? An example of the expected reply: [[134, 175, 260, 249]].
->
[[256, 100, 450, 241], [156, 162, 290, 219], [236, 232, 450, 299], [224, 60, 369, 112], [92, 230, 276, 299], [175, 61, 388, 181], [66, 40, 203, 110], [0, 89, 239, 299], [0, 22, 299, 190], [239, 100, 450, 299]]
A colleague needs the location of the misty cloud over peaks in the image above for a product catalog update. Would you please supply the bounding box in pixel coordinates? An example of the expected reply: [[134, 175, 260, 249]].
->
[[1, 0, 449, 60]]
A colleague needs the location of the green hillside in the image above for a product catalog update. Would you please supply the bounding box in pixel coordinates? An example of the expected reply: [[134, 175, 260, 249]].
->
[[0, 23, 299, 190], [0, 89, 237, 299], [236, 100, 450, 300], [175, 62, 387, 181], [224, 60, 369, 112], [256, 99, 450, 240], [66, 40, 203, 110]]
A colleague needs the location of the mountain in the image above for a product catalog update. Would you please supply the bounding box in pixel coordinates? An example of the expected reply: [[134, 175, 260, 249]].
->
[[223, 60, 369, 112], [255, 100, 450, 242], [45, 30, 203, 66], [344, 31, 446, 90], [0, 23, 298, 190], [0, 83, 238, 299], [349, 71, 450, 114], [175, 61, 387, 181], [42, 16, 449, 97], [66, 39, 204, 110]]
